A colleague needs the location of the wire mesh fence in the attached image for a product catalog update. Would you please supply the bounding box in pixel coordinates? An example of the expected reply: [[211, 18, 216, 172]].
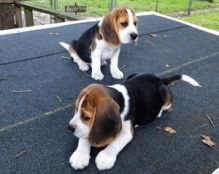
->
[[29, 0, 218, 17]]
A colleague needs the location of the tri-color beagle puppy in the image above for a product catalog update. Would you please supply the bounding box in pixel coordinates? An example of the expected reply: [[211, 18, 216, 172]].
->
[[68, 73, 201, 170], [60, 6, 138, 81]]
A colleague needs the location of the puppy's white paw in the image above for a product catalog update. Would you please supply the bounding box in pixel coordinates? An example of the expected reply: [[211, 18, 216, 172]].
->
[[95, 151, 117, 170], [92, 71, 104, 81], [111, 69, 124, 79], [78, 62, 89, 72], [157, 113, 162, 118], [167, 107, 173, 112], [69, 150, 90, 170]]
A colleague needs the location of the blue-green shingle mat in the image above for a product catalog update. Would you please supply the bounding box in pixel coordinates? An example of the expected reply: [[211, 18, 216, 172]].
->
[[0, 14, 218, 174]]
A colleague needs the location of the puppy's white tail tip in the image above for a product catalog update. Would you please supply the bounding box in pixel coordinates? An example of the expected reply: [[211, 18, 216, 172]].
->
[[59, 42, 70, 50], [181, 75, 202, 87], [212, 167, 219, 174]]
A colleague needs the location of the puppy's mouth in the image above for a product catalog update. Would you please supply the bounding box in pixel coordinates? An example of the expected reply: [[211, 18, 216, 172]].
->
[[131, 37, 138, 44], [73, 130, 89, 139]]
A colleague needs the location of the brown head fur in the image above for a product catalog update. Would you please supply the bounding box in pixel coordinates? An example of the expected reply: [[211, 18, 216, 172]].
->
[[99, 6, 133, 46], [75, 84, 122, 147]]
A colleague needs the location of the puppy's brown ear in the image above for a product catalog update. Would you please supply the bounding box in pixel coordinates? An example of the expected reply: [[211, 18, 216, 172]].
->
[[99, 8, 122, 45], [89, 99, 122, 147]]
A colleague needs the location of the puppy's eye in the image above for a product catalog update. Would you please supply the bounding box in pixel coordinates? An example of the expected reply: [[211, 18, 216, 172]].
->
[[81, 113, 90, 121], [120, 22, 128, 27], [133, 21, 137, 26]]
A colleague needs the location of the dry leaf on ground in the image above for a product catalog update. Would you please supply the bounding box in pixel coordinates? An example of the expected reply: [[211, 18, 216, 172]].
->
[[149, 33, 158, 37], [49, 32, 59, 36], [164, 126, 176, 134], [201, 134, 215, 147], [156, 126, 162, 130]]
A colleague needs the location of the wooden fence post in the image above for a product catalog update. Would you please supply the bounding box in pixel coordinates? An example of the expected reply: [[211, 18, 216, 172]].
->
[[50, 0, 62, 23], [50, 0, 58, 9], [155, 0, 159, 12], [24, 8, 34, 26], [54, 16, 65, 23], [109, 0, 117, 10], [188, 0, 193, 15], [14, 5, 23, 27], [0, 3, 15, 29]]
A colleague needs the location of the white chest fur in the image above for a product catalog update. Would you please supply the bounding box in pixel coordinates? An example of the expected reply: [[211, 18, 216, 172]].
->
[[95, 39, 120, 60], [101, 47, 117, 60], [91, 38, 122, 80]]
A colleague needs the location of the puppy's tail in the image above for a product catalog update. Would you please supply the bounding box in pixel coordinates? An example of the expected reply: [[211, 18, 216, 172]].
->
[[59, 41, 80, 62], [59, 42, 70, 51], [162, 74, 201, 87]]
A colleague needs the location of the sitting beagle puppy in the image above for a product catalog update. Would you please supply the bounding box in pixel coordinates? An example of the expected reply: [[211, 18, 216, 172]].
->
[[68, 73, 201, 170], [60, 6, 138, 81]]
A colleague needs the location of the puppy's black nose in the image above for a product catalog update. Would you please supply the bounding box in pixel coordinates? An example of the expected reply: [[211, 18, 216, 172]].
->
[[68, 124, 75, 132], [130, 33, 138, 40]]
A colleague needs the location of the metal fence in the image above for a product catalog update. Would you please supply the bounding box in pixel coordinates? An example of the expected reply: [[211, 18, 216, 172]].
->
[[49, 0, 215, 16]]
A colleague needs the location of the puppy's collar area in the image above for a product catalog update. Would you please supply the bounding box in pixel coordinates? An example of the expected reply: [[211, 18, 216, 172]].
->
[[108, 84, 130, 120], [107, 87, 124, 113]]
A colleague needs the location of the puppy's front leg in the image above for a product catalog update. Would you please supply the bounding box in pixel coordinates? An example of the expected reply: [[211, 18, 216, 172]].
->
[[95, 121, 133, 170], [110, 48, 124, 79], [91, 50, 104, 80], [69, 138, 91, 170]]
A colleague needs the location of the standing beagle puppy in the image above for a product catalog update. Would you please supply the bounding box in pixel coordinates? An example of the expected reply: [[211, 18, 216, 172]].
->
[[68, 73, 201, 170], [60, 6, 138, 80]]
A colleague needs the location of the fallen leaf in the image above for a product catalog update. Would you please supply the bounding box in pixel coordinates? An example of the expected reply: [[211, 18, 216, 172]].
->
[[205, 114, 215, 128], [61, 56, 71, 59], [164, 126, 176, 134], [120, 65, 127, 70], [56, 95, 62, 103], [49, 32, 59, 36], [10, 90, 32, 93], [201, 134, 215, 147], [156, 126, 162, 130], [0, 78, 7, 81], [149, 33, 158, 37], [16, 149, 32, 158]]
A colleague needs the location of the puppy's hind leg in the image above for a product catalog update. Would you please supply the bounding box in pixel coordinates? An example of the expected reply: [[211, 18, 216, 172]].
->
[[158, 85, 173, 118], [157, 107, 164, 118], [59, 42, 89, 71], [69, 46, 89, 71], [157, 104, 172, 118]]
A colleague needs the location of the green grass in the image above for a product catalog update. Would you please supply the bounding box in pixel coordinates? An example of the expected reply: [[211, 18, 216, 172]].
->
[[118, 0, 219, 14], [28, 0, 219, 16], [27, 0, 219, 30], [180, 11, 219, 31]]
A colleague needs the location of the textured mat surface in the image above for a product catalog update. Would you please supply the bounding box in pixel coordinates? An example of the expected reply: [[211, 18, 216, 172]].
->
[[0, 14, 218, 174]]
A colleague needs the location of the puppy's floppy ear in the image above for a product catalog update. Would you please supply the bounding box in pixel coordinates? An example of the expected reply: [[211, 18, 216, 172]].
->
[[99, 7, 124, 45], [89, 99, 122, 147]]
